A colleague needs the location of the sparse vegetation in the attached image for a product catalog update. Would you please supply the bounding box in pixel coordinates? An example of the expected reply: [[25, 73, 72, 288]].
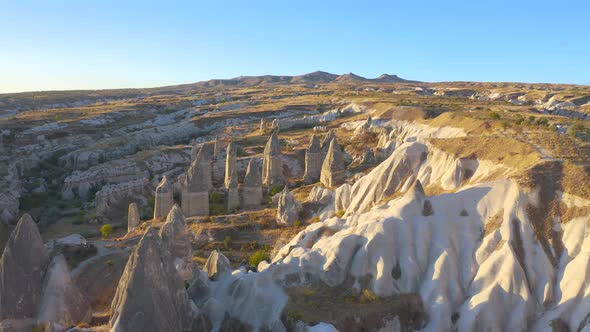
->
[[100, 224, 113, 238]]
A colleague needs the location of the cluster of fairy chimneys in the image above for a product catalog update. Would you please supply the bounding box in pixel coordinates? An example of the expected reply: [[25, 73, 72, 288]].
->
[[150, 128, 346, 219]]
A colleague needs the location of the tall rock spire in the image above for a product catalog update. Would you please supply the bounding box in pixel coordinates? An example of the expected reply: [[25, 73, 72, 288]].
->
[[154, 175, 174, 219], [224, 142, 237, 189], [182, 156, 210, 217], [109, 228, 192, 331], [262, 132, 283, 187], [242, 158, 262, 207], [0, 214, 49, 320], [320, 137, 346, 187], [303, 134, 323, 184], [127, 202, 140, 232]]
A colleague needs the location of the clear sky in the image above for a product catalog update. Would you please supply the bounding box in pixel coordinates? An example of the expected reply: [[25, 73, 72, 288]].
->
[[1, 0, 588, 93]]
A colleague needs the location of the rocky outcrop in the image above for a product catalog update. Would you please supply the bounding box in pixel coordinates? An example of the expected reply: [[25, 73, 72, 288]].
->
[[334, 183, 351, 213], [262, 133, 284, 187], [0, 163, 21, 225], [95, 178, 149, 217], [321, 129, 335, 152], [110, 228, 192, 332], [153, 176, 174, 219], [303, 134, 322, 184], [227, 168, 239, 212], [195, 142, 214, 191], [0, 214, 49, 320], [203, 250, 231, 281], [182, 156, 210, 217], [160, 205, 193, 280], [37, 255, 92, 326], [127, 203, 140, 233], [277, 186, 302, 226], [320, 138, 346, 187], [241, 159, 263, 208], [224, 142, 237, 189]]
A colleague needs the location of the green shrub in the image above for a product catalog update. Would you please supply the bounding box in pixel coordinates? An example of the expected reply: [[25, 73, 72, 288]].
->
[[224, 235, 233, 249], [310, 216, 320, 223], [568, 122, 584, 138], [209, 203, 227, 216], [209, 192, 223, 204], [336, 210, 345, 218], [100, 224, 113, 238], [293, 220, 302, 228], [489, 112, 501, 120], [269, 184, 285, 196], [249, 249, 270, 268], [360, 289, 379, 303], [105, 259, 114, 267]]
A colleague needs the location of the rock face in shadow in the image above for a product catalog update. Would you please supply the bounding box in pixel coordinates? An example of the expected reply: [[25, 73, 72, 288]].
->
[[320, 138, 346, 188], [182, 156, 210, 217], [109, 228, 191, 332], [262, 132, 284, 187], [303, 134, 322, 184], [127, 202, 140, 233], [153, 175, 174, 219], [159, 205, 193, 280], [242, 159, 263, 207], [37, 254, 92, 326], [277, 186, 302, 226], [0, 213, 49, 320]]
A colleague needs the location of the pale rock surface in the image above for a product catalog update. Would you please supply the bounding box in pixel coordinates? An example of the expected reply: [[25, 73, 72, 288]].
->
[[0, 214, 49, 320], [277, 186, 302, 226], [127, 202, 140, 233], [159, 205, 193, 280], [262, 132, 284, 186], [334, 183, 352, 213], [153, 176, 174, 219], [203, 250, 231, 281], [109, 228, 192, 332], [37, 255, 92, 326]]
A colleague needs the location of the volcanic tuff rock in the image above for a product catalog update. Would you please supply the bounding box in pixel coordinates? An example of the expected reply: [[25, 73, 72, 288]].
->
[[321, 129, 335, 152], [160, 205, 193, 280], [276, 186, 302, 226], [227, 168, 239, 211], [242, 159, 263, 207], [154, 175, 174, 219], [203, 250, 231, 281], [320, 138, 346, 188], [37, 254, 92, 326], [0, 214, 49, 320], [127, 202, 140, 233], [303, 134, 322, 184], [262, 132, 283, 186], [224, 142, 237, 189], [95, 178, 149, 217], [183, 157, 210, 217], [110, 228, 192, 332]]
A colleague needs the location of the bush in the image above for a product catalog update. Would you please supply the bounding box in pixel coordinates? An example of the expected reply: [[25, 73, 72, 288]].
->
[[568, 122, 584, 138], [336, 210, 345, 218], [249, 249, 270, 268], [224, 235, 233, 249], [489, 112, 501, 120], [269, 184, 285, 196], [310, 216, 320, 223], [360, 289, 379, 303], [293, 220, 302, 228], [100, 224, 113, 238], [209, 192, 223, 204], [105, 259, 114, 267]]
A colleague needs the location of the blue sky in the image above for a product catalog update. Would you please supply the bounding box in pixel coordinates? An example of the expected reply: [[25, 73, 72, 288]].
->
[[1, 0, 588, 93]]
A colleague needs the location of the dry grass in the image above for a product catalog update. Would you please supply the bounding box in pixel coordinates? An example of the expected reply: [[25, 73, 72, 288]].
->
[[429, 136, 540, 170]]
